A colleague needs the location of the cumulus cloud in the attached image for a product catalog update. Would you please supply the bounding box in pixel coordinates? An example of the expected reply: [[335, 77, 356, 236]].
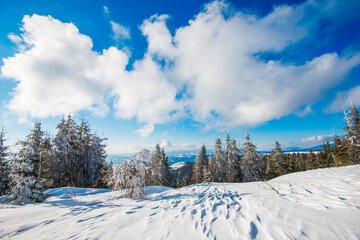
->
[[134, 124, 154, 138], [325, 85, 360, 113], [165, 1, 360, 127], [160, 139, 172, 148], [1, 0, 360, 131], [2, 15, 109, 119], [110, 21, 130, 41]]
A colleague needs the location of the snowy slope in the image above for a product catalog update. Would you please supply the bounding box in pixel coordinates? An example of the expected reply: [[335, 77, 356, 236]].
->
[[1, 165, 359, 240], [170, 161, 191, 170]]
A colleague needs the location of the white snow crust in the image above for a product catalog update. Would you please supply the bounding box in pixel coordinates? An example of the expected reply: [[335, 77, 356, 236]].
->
[[170, 161, 189, 170], [1, 165, 359, 239]]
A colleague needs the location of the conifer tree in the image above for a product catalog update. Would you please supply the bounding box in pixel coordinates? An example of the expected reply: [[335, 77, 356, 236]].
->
[[206, 155, 217, 182], [9, 122, 46, 204], [240, 134, 264, 182], [344, 104, 360, 163], [52, 116, 107, 187], [53, 115, 79, 186], [212, 138, 225, 182], [317, 143, 329, 168], [266, 140, 285, 179], [38, 133, 54, 188], [224, 133, 232, 181], [0, 128, 10, 196], [192, 144, 209, 183], [228, 138, 241, 182], [307, 148, 316, 169], [149, 144, 172, 186], [331, 136, 351, 167]]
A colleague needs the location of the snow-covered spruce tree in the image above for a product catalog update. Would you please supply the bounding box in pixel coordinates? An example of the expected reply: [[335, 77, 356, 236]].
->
[[224, 137, 241, 182], [88, 133, 108, 187], [240, 134, 264, 182], [53, 115, 79, 187], [77, 118, 92, 187], [206, 155, 216, 182], [0, 128, 10, 196], [9, 122, 46, 204], [212, 138, 225, 182], [192, 144, 209, 183], [53, 116, 108, 187], [37, 133, 54, 188], [111, 158, 146, 199], [230, 138, 242, 182], [224, 134, 241, 182], [148, 144, 172, 186], [224, 133, 232, 182], [344, 104, 360, 164]]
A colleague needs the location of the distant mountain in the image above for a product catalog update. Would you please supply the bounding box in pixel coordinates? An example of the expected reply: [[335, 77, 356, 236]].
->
[[282, 143, 334, 153], [107, 143, 334, 165]]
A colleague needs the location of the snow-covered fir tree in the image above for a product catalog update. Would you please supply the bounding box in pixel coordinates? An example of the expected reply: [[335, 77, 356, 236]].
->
[[88, 133, 108, 187], [230, 138, 241, 182], [224, 135, 241, 182], [111, 156, 146, 199], [0, 128, 10, 196], [37, 133, 53, 188], [8, 122, 46, 204], [192, 144, 209, 183], [224, 133, 232, 181], [240, 134, 264, 182], [53, 115, 78, 187], [206, 155, 216, 182], [133, 149, 152, 167], [344, 104, 360, 163], [148, 144, 172, 186], [211, 138, 224, 182], [53, 116, 107, 187]]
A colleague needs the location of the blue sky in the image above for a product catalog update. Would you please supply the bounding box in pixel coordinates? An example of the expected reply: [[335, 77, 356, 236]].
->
[[1, 0, 360, 154]]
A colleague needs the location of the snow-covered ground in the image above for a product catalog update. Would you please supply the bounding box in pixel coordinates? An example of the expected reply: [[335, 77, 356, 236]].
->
[[170, 161, 191, 170], [1, 165, 359, 240]]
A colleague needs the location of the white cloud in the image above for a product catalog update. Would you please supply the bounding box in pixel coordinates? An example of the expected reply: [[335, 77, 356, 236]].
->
[[134, 124, 154, 138], [107, 141, 202, 154], [295, 105, 313, 118], [160, 139, 172, 148], [164, 1, 360, 127], [110, 21, 130, 41], [1, 0, 360, 130], [2, 15, 109, 119], [325, 85, 360, 113], [103, 6, 110, 16], [299, 135, 334, 147], [8, 33, 22, 45]]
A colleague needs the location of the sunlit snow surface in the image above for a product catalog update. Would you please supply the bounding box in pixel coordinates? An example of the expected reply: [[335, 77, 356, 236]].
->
[[1, 165, 359, 239]]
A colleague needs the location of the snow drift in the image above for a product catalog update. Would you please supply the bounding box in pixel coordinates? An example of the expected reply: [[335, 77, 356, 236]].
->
[[1, 165, 359, 239]]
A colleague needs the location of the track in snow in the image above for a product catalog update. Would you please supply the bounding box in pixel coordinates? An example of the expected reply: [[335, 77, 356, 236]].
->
[[1, 165, 359, 240]]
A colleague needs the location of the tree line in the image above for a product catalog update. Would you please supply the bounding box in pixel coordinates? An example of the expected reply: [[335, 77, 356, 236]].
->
[[0, 115, 110, 204], [108, 104, 360, 199], [1, 105, 359, 201]]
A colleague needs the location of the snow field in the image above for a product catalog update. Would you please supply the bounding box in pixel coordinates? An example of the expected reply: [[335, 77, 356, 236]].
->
[[0, 165, 359, 240]]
